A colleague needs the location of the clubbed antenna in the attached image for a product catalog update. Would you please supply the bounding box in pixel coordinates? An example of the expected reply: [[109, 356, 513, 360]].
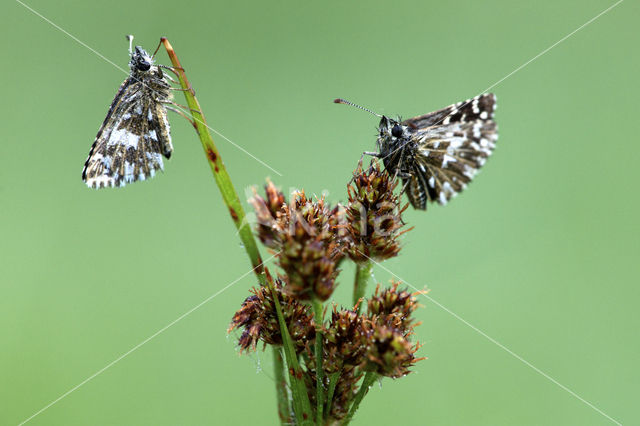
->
[[126, 34, 134, 55], [334, 98, 382, 118]]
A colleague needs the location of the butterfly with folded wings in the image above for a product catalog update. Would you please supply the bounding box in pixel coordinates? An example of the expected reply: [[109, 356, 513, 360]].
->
[[337, 93, 498, 210], [82, 36, 173, 189]]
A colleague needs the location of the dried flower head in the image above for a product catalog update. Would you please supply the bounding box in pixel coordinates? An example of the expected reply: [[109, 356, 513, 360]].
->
[[346, 160, 411, 262], [323, 306, 367, 373], [359, 321, 425, 378], [240, 170, 426, 421], [250, 180, 286, 249], [250, 183, 345, 301], [228, 269, 315, 353], [367, 282, 421, 333]]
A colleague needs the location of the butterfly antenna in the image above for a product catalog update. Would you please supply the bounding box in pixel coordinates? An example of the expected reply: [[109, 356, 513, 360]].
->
[[334, 98, 382, 118], [126, 34, 134, 55]]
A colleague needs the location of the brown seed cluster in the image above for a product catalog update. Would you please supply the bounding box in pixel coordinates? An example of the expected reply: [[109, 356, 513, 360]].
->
[[250, 181, 344, 301], [323, 307, 366, 373], [360, 283, 424, 378], [231, 160, 424, 423], [346, 160, 411, 262], [295, 284, 423, 420], [368, 282, 421, 332], [325, 283, 423, 379], [359, 322, 424, 379], [228, 270, 315, 353]]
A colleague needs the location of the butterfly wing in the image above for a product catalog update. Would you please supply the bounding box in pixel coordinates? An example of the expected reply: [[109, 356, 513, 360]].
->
[[82, 78, 171, 189], [406, 119, 497, 209], [402, 93, 497, 129], [400, 94, 498, 209]]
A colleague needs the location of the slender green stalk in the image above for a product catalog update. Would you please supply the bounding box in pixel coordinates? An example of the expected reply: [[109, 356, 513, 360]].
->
[[270, 280, 313, 424], [312, 299, 325, 423], [324, 370, 340, 421], [353, 261, 373, 312], [273, 348, 291, 424], [160, 38, 311, 424], [343, 372, 378, 425], [160, 38, 262, 273]]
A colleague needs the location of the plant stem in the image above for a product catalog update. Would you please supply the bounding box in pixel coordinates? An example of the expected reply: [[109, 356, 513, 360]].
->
[[160, 38, 263, 273], [324, 370, 340, 421], [273, 348, 291, 425], [312, 299, 325, 423], [353, 261, 373, 312], [160, 38, 310, 424], [270, 276, 313, 424], [344, 372, 378, 425]]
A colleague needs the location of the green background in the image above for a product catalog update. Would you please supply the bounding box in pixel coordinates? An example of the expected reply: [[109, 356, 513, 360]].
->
[[1, 0, 637, 424]]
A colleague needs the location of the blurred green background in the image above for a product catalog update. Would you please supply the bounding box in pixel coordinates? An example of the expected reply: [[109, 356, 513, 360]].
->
[[1, 0, 637, 424]]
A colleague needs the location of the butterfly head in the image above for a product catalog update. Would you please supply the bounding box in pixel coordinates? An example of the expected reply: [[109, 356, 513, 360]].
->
[[378, 116, 407, 140], [130, 46, 153, 71]]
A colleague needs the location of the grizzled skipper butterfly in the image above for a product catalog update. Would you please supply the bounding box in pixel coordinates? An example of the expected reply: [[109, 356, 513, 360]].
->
[[335, 94, 498, 210], [82, 35, 173, 189]]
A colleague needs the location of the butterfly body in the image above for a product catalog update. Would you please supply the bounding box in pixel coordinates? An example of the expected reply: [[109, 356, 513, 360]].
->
[[376, 93, 498, 209], [82, 43, 173, 189]]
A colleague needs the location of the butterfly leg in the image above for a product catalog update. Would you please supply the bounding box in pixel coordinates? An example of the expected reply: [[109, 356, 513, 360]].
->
[[397, 179, 412, 224], [391, 148, 411, 180], [164, 75, 195, 93], [157, 99, 200, 115], [348, 151, 383, 185], [363, 151, 382, 172], [158, 64, 184, 77], [167, 81, 195, 95], [398, 178, 411, 195], [169, 86, 196, 93], [158, 65, 196, 95], [166, 106, 196, 128], [163, 73, 179, 84]]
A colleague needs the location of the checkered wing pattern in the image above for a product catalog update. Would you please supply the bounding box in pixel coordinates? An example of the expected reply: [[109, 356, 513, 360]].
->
[[402, 94, 498, 209], [82, 43, 173, 189]]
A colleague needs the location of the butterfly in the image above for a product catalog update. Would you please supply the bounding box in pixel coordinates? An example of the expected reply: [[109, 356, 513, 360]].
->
[[82, 35, 173, 189], [336, 94, 498, 210]]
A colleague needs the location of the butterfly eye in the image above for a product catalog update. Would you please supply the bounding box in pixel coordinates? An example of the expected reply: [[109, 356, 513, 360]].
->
[[136, 59, 151, 71], [391, 124, 403, 138]]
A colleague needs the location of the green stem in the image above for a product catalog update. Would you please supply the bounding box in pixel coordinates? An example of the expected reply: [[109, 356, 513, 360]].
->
[[269, 277, 313, 424], [353, 261, 373, 313], [344, 372, 378, 425], [160, 38, 309, 424], [312, 299, 325, 423], [324, 370, 340, 421], [273, 348, 290, 425], [161, 38, 262, 274]]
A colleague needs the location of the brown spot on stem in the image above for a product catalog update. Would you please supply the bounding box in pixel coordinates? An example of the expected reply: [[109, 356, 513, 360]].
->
[[206, 147, 219, 172], [229, 206, 239, 222]]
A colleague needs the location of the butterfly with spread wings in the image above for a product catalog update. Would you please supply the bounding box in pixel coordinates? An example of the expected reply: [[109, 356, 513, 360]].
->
[[336, 94, 498, 210], [82, 36, 173, 189]]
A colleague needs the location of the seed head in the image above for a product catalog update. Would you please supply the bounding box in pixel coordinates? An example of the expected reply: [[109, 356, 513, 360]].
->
[[359, 321, 425, 378], [250, 180, 286, 249], [367, 282, 422, 333], [323, 306, 367, 372], [228, 269, 315, 353], [250, 182, 345, 301], [346, 160, 411, 262]]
